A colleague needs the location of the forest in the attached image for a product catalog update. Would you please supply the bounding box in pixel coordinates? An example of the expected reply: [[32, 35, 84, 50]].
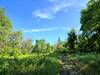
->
[[0, 0, 100, 75]]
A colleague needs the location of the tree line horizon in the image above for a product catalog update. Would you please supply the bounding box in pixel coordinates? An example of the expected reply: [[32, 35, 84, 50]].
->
[[1, 0, 100, 54]]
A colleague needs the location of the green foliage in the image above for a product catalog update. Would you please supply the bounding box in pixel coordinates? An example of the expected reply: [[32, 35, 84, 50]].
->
[[0, 54, 61, 75], [67, 29, 77, 52], [76, 53, 100, 75], [0, 8, 33, 54], [21, 39, 33, 54], [32, 39, 53, 53], [80, 0, 100, 32], [0, 8, 12, 53], [80, 0, 100, 52]]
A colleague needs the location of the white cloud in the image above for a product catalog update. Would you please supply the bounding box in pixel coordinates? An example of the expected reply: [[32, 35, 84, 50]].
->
[[23, 27, 70, 33], [23, 27, 56, 33], [33, 0, 87, 19], [33, 2, 72, 19], [32, 27, 57, 32], [33, 9, 54, 19]]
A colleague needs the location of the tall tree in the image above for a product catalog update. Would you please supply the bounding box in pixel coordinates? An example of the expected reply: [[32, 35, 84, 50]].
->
[[0, 8, 12, 53], [80, 0, 100, 52], [67, 29, 77, 52]]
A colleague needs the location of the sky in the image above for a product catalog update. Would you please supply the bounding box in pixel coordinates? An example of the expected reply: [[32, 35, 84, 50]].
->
[[0, 0, 88, 44]]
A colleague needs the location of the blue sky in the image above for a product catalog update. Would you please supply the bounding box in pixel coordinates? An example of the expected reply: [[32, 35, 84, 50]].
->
[[0, 0, 88, 44]]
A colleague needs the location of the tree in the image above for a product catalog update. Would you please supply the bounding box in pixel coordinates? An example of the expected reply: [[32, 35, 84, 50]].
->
[[32, 39, 47, 53], [0, 8, 33, 54], [21, 39, 32, 54], [80, 0, 100, 52], [55, 37, 62, 49], [67, 29, 77, 52], [46, 43, 53, 51], [0, 8, 12, 53], [8, 31, 23, 53], [77, 33, 97, 52]]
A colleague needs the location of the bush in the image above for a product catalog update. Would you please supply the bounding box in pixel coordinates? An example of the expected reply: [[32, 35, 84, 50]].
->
[[0, 54, 61, 75]]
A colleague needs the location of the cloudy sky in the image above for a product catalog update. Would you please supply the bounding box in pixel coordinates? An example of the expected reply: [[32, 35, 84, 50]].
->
[[0, 0, 88, 44]]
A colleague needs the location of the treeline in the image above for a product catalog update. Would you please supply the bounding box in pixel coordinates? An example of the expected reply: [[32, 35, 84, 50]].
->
[[54, 0, 100, 53], [0, 0, 100, 54]]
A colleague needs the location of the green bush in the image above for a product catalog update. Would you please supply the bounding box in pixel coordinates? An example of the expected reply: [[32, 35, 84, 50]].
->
[[0, 54, 61, 75]]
